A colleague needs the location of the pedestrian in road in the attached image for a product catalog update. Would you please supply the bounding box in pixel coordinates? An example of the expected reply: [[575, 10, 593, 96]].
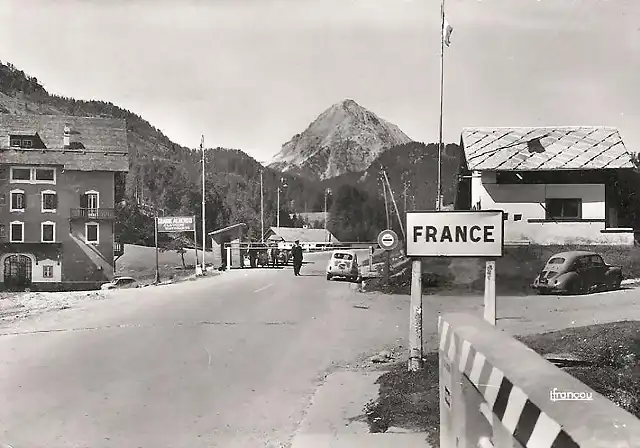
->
[[291, 240, 304, 276]]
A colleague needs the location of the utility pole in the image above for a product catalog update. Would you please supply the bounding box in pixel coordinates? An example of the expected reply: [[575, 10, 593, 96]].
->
[[382, 175, 390, 229], [383, 170, 405, 240], [324, 188, 331, 230], [403, 180, 409, 213], [260, 169, 264, 242], [200, 135, 206, 274], [276, 177, 287, 228]]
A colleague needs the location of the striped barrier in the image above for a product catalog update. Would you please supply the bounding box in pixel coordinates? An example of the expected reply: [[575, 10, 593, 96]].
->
[[438, 313, 640, 448]]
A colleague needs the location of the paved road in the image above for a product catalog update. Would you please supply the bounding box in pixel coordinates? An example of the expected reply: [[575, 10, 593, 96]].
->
[[0, 251, 407, 448], [2, 250, 639, 447]]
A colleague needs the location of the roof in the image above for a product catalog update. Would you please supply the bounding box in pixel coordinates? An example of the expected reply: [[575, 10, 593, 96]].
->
[[266, 227, 340, 243], [0, 114, 129, 172], [208, 223, 247, 237], [461, 127, 635, 171], [548, 251, 596, 261]]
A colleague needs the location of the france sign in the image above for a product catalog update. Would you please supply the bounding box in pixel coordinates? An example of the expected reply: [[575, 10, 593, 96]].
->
[[157, 216, 196, 233], [377, 229, 399, 251], [406, 210, 504, 257]]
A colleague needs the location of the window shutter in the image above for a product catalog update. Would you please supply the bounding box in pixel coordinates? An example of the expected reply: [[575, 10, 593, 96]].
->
[[53, 194, 59, 209], [80, 193, 87, 208], [22, 193, 26, 209]]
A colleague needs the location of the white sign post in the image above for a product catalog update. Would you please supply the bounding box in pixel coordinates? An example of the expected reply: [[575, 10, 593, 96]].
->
[[405, 210, 504, 370]]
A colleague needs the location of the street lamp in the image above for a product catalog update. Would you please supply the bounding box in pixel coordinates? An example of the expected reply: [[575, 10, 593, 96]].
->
[[277, 177, 288, 228], [324, 188, 332, 231]]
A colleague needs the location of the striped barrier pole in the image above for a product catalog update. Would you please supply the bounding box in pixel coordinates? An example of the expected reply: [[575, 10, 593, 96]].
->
[[438, 313, 640, 448]]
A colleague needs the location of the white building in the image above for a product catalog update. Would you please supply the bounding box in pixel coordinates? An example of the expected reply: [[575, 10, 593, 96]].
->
[[455, 126, 637, 246]]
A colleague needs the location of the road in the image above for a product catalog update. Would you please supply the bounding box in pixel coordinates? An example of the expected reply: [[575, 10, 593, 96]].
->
[[1, 250, 639, 447], [0, 251, 407, 448]]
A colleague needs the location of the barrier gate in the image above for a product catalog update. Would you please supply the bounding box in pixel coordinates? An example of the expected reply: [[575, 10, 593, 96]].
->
[[439, 313, 640, 448]]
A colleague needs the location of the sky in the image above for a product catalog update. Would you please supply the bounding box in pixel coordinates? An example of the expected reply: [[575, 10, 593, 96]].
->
[[2, 0, 639, 163]]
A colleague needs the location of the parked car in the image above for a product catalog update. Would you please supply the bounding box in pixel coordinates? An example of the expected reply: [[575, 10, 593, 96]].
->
[[326, 250, 360, 282], [531, 251, 623, 295], [100, 276, 138, 290]]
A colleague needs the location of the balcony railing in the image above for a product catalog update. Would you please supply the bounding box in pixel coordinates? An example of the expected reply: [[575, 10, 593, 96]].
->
[[69, 208, 115, 220]]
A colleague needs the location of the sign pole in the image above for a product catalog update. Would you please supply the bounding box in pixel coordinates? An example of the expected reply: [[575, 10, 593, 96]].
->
[[408, 258, 423, 371], [193, 215, 198, 277], [384, 250, 390, 285], [484, 259, 496, 325], [154, 216, 159, 284]]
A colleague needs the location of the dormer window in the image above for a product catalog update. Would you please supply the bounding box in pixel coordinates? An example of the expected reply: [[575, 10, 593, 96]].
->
[[8, 133, 45, 149]]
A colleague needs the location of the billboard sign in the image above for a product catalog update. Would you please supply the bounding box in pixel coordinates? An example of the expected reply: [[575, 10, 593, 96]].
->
[[406, 210, 504, 257], [157, 216, 196, 233]]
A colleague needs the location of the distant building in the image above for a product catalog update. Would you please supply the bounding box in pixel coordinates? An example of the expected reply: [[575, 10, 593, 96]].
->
[[264, 226, 339, 250], [455, 126, 637, 245], [0, 114, 129, 291], [297, 211, 329, 228], [208, 223, 247, 268]]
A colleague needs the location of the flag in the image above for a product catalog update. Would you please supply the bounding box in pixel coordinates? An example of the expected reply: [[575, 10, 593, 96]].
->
[[443, 17, 453, 47]]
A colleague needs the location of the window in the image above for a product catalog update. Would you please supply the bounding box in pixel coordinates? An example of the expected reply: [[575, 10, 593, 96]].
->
[[85, 222, 99, 244], [85, 191, 99, 209], [10, 167, 56, 184], [0, 193, 5, 206], [10, 189, 25, 212], [83, 191, 99, 218], [41, 190, 57, 213], [10, 167, 31, 182], [545, 198, 581, 220], [10, 221, 24, 243], [0, 224, 5, 239], [514, 214, 522, 221], [22, 139, 32, 148], [41, 221, 55, 243], [9, 138, 21, 147], [43, 265, 54, 278], [35, 168, 55, 182], [589, 255, 605, 267]]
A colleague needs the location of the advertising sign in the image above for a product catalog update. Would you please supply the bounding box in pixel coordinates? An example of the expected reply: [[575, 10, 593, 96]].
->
[[406, 210, 504, 257], [157, 216, 196, 233]]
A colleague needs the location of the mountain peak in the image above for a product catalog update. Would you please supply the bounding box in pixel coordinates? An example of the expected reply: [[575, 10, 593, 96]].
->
[[268, 100, 412, 180]]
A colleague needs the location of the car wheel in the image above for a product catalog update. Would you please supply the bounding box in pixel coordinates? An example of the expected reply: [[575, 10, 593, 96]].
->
[[568, 279, 584, 295], [611, 274, 622, 290], [326, 274, 332, 281]]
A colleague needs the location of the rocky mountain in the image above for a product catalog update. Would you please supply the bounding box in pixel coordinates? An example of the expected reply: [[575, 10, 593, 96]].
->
[[269, 99, 412, 180]]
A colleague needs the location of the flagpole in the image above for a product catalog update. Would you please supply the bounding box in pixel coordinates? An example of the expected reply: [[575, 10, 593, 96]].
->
[[437, 0, 445, 212], [200, 135, 206, 274]]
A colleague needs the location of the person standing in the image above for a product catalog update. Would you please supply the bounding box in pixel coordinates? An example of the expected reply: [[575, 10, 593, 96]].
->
[[291, 240, 304, 276]]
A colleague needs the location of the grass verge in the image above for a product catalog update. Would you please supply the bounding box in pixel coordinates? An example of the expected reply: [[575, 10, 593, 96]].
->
[[364, 320, 640, 447], [363, 244, 640, 296]]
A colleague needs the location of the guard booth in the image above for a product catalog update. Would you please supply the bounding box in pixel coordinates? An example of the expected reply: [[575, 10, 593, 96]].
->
[[208, 223, 247, 269]]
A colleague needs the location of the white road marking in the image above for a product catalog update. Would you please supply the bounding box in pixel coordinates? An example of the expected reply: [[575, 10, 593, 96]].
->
[[254, 283, 273, 293]]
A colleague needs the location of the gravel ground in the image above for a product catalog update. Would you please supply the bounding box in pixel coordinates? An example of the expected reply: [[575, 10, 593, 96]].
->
[[0, 290, 110, 323]]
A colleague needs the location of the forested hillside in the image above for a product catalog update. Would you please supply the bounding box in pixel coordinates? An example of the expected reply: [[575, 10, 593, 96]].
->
[[0, 61, 462, 246]]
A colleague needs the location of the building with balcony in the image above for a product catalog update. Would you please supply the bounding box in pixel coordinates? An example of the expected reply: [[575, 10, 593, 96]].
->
[[0, 114, 129, 291]]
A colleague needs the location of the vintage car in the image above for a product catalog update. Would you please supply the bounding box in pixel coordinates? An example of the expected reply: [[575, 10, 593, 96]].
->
[[531, 251, 623, 295], [326, 250, 360, 282], [100, 276, 138, 290]]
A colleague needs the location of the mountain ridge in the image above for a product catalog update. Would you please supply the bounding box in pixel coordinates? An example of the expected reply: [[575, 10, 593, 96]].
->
[[269, 98, 412, 180]]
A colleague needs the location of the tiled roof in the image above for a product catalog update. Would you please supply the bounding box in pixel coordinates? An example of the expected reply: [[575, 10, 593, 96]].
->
[[267, 227, 340, 243], [208, 223, 247, 236], [0, 114, 128, 171], [0, 114, 127, 151], [461, 127, 635, 171]]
